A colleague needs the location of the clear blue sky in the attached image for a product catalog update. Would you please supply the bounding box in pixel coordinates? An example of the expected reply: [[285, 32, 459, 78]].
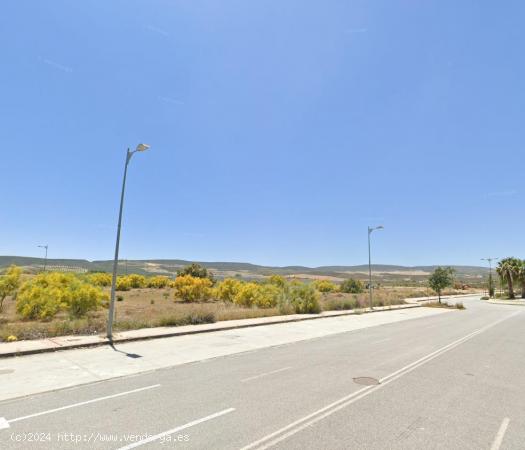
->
[[1, 1, 523, 267]]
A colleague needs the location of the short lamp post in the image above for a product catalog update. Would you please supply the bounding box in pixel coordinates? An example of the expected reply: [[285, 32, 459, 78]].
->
[[107, 144, 150, 341]]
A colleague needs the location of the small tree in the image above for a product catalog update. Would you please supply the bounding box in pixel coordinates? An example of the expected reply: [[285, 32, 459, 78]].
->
[[0, 265, 22, 311], [340, 278, 364, 294], [428, 267, 455, 304], [177, 263, 214, 282]]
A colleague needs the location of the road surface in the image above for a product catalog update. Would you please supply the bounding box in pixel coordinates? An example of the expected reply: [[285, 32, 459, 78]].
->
[[1, 295, 523, 449]]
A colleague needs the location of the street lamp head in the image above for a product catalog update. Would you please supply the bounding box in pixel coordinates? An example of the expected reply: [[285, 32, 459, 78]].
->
[[135, 143, 150, 152], [369, 225, 384, 234]]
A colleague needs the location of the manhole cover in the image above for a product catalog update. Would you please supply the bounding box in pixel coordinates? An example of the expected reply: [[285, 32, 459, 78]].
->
[[0, 369, 15, 375], [353, 377, 380, 386]]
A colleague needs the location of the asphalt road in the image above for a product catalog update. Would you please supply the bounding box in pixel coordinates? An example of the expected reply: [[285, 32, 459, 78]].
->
[[1, 295, 524, 450]]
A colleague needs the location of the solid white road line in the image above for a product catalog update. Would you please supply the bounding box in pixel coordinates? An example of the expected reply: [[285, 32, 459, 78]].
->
[[6, 384, 161, 425], [117, 408, 236, 450], [490, 417, 510, 450], [240, 311, 521, 450], [241, 367, 292, 383], [0, 417, 9, 430]]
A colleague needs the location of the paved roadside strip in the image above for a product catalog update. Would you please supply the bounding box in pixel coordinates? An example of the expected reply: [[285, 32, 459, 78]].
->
[[0, 306, 454, 402], [487, 299, 525, 306], [0, 294, 477, 358], [0, 305, 417, 358]]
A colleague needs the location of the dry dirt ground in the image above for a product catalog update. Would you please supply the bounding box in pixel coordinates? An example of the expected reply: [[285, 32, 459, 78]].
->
[[0, 286, 477, 341]]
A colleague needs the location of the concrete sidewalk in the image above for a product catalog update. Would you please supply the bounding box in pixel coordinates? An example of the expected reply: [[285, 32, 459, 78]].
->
[[1, 304, 419, 357], [0, 293, 477, 358], [0, 306, 453, 401]]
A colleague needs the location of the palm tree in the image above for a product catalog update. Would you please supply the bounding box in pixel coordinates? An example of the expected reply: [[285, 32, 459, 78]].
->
[[497, 257, 521, 299], [517, 260, 525, 299]]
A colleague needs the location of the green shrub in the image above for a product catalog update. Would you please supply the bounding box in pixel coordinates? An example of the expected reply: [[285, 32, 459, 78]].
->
[[289, 284, 321, 314], [340, 278, 364, 294]]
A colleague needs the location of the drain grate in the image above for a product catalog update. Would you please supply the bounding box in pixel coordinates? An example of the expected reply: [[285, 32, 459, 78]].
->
[[353, 376, 380, 386]]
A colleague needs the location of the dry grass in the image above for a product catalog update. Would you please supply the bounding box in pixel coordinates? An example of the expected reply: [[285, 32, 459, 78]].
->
[[0, 287, 285, 341], [424, 301, 466, 310], [0, 285, 474, 341], [320, 289, 409, 311]]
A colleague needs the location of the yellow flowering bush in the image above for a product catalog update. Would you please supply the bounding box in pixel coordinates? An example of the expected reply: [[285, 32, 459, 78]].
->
[[233, 282, 280, 308], [0, 265, 22, 311], [313, 279, 338, 293], [214, 278, 242, 302], [267, 275, 286, 288], [16, 272, 108, 320], [126, 274, 146, 289], [116, 276, 131, 291], [173, 275, 213, 302], [146, 275, 171, 289], [87, 272, 112, 287]]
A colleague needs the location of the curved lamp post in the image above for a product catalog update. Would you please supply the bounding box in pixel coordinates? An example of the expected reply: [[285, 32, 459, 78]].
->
[[37, 244, 48, 271], [368, 225, 384, 311], [107, 144, 150, 341], [481, 257, 498, 298]]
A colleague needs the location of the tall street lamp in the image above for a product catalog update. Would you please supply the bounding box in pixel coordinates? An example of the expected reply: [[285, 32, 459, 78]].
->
[[37, 245, 48, 271], [481, 257, 498, 298], [107, 143, 150, 341], [368, 225, 384, 311]]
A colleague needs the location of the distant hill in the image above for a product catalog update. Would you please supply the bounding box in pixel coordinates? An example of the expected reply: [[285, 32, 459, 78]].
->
[[0, 255, 488, 285]]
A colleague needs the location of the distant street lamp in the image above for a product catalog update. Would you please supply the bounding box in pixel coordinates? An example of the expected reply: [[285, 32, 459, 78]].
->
[[107, 144, 150, 341], [37, 245, 48, 271], [481, 257, 498, 298], [368, 225, 384, 311]]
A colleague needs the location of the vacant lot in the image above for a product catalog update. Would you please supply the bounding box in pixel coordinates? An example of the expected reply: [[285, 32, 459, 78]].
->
[[0, 285, 478, 342]]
